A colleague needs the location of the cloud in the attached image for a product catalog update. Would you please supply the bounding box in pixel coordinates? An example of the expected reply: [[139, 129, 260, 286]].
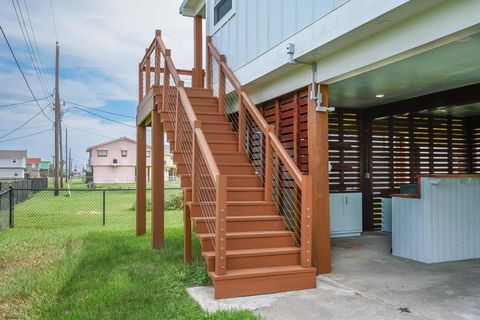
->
[[0, 0, 193, 165]]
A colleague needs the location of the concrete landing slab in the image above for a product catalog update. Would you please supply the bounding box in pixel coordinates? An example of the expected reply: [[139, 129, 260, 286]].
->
[[188, 233, 480, 320]]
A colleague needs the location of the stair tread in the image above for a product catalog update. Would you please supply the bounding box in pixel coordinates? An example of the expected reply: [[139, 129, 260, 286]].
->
[[202, 247, 300, 258], [188, 200, 275, 206], [209, 265, 316, 280], [192, 215, 282, 221], [197, 230, 292, 239]]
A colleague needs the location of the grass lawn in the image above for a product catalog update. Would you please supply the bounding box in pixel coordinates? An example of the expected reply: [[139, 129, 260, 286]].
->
[[0, 185, 259, 319]]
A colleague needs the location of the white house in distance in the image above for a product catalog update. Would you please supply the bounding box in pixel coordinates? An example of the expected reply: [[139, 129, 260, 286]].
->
[[0, 150, 27, 179], [87, 137, 152, 184]]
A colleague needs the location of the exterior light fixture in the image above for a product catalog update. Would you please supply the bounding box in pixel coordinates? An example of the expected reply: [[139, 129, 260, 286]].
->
[[376, 94, 385, 98]]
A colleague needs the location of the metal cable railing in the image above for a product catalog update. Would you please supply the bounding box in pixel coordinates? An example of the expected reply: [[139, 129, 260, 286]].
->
[[139, 31, 226, 272], [206, 38, 313, 268]]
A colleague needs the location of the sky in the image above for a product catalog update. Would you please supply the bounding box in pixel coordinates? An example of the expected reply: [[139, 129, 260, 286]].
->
[[0, 0, 193, 167]]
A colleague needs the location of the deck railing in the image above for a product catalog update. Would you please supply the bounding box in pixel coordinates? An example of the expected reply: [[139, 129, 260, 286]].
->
[[139, 31, 228, 274], [206, 38, 314, 268]]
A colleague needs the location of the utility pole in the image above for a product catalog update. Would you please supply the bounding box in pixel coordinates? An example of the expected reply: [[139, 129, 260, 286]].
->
[[69, 148, 72, 181], [54, 42, 61, 196], [65, 127, 68, 183]]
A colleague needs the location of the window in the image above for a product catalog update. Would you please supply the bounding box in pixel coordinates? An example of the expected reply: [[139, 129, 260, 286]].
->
[[113, 158, 118, 164], [97, 150, 108, 157], [13, 159, 16, 163], [214, 0, 232, 25], [146, 151, 151, 157], [121, 150, 128, 157]]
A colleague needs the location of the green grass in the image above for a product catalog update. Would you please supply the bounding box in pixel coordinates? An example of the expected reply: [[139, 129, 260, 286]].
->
[[1, 185, 258, 319]]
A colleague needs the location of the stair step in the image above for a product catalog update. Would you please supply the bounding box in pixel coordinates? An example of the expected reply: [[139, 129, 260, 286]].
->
[[189, 201, 278, 217], [185, 88, 214, 98], [208, 141, 239, 152], [209, 265, 317, 299], [202, 247, 301, 272], [218, 162, 256, 175], [192, 215, 285, 233], [201, 121, 233, 131], [196, 112, 228, 122], [204, 131, 238, 143], [197, 230, 295, 251], [189, 97, 219, 106]]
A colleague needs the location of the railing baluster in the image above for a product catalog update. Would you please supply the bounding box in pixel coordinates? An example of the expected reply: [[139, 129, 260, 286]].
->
[[174, 81, 183, 153], [206, 37, 213, 90], [215, 174, 227, 275]]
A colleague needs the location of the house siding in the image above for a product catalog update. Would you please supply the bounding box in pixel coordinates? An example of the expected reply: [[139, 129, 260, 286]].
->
[[208, 0, 348, 71]]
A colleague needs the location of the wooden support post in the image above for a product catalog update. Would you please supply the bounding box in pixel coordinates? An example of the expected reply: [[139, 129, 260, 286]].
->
[[308, 84, 331, 274], [215, 175, 228, 275], [151, 109, 164, 249], [136, 125, 147, 236], [238, 93, 245, 152], [193, 15, 203, 88], [184, 203, 192, 263], [174, 89, 181, 153], [301, 175, 313, 268]]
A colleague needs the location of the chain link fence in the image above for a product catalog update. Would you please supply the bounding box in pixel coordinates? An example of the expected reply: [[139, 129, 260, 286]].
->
[[0, 188, 13, 232], [1, 187, 183, 230]]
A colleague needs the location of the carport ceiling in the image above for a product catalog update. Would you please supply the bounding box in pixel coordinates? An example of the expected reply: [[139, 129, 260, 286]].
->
[[329, 32, 480, 111]]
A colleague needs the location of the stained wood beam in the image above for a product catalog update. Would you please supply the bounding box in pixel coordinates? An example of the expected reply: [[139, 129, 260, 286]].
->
[[308, 84, 331, 274], [192, 15, 203, 88], [136, 124, 147, 236], [151, 107, 164, 249]]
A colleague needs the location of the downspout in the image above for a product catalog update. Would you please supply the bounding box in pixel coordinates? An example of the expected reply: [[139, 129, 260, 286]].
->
[[287, 43, 335, 113]]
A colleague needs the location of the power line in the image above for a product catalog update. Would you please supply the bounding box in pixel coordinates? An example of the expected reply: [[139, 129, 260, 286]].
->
[[0, 95, 51, 108], [21, 0, 54, 104], [0, 26, 54, 123], [69, 105, 136, 128], [0, 102, 52, 139], [66, 125, 117, 140], [65, 101, 135, 119], [11, 0, 52, 103], [49, 0, 58, 42], [0, 123, 51, 132], [0, 128, 52, 143]]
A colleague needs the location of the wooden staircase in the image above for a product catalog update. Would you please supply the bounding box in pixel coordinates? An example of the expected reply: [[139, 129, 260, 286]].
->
[[138, 32, 316, 299]]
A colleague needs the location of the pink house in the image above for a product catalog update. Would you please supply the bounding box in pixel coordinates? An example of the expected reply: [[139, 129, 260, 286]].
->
[[86, 137, 151, 184]]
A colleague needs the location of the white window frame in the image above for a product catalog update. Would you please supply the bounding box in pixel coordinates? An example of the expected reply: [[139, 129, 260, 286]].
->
[[210, 0, 235, 35], [121, 150, 128, 157], [97, 150, 108, 157]]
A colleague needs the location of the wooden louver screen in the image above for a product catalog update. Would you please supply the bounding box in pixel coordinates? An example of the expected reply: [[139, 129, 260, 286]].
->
[[259, 88, 362, 193], [370, 113, 470, 198]]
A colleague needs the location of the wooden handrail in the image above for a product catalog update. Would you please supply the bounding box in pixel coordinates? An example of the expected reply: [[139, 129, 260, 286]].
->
[[208, 41, 303, 187], [195, 128, 221, 180]]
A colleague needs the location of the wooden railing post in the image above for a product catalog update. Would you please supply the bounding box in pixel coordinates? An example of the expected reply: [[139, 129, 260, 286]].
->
[[238, 92, 245, 152], [162, 49, 171, 112], [191, 120, 202, 203], [145, 48, 151, 92], [174, 81, 184, 153], [215, 174, 227, 275], [206, 37, 213, 90], [154, 31, 160, 86], [264, 126, 274, 201], [218, 55, 226, 113], [138, 63, 144, 103], [301, 175, 313, 267]]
